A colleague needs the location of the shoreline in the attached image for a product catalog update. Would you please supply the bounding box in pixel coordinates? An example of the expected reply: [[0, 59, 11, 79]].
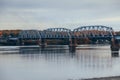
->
[[82, 76, 120, 80]]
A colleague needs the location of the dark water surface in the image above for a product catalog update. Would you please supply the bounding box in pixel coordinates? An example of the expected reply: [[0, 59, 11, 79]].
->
[[0, 45, 120, 80]]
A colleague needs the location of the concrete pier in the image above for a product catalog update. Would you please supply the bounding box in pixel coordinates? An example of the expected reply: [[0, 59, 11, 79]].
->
[[110, 37, 119, 56], [69, 38, 77, 52], [41, 39, 47, 48]]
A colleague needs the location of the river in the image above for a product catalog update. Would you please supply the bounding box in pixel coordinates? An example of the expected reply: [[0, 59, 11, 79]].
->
[[0, 45, 120, 80]]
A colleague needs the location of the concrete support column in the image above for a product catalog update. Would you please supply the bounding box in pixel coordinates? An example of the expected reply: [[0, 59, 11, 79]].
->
[[37, 39, 41, 46], [22, 40, 24, 45], [19, 39, 24, 45], [69, 38, 77, 47], [16, 39, 20, 45], [69, 38, 77, 52], [41, 38, 47, 48], [110, 38, 119, 56]]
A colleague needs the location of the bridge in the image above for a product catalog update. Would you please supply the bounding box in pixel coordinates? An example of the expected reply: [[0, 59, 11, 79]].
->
[[18, 25, 119, 50], [17, 25, 120, 54], [19, 26, 114, 40]]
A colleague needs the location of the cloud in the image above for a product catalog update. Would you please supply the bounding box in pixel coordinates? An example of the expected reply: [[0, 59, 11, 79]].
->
[[1, 0, 120, 10], [0, 0, 120, 31]]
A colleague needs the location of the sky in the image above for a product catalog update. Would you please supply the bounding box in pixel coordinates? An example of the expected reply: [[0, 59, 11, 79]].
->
[[0, 0, 120, 31]]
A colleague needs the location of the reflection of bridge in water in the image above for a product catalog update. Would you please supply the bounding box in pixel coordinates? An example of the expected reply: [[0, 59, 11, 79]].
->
[[18, 47, 113, 70], [18, 25, 120, 54]]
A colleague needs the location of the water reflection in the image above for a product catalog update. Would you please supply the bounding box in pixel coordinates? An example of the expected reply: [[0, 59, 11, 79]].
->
[[0, 45, 120, 80], [111, 51, 119, 57], [19, 46, 112, 70]]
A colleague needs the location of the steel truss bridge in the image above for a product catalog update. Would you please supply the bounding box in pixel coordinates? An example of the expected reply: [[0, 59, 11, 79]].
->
[[18, 25, 115, 46], [19, 25, 114, 39]]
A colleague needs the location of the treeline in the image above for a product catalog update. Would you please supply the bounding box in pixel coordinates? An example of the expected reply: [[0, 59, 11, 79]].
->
[[0, 30, 21, 38]]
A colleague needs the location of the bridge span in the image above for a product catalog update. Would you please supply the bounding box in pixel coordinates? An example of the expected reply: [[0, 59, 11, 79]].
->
[[18, 25, 119, 53], [19, 25, 114, 44]]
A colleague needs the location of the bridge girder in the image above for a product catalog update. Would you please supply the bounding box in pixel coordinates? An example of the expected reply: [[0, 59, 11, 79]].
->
[[19, 30, 41, 40], [73, 25, 114, 38], [18, 25, 115, 40], [42, 28, 71, 39], [44, 28, 71, 32]]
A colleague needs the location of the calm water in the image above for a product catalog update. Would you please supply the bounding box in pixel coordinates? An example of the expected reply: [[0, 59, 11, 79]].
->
[[0, 45, 120, 80]]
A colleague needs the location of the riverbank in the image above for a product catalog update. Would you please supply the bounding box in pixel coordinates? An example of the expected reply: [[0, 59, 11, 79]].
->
[[83, 76, 120, 80]]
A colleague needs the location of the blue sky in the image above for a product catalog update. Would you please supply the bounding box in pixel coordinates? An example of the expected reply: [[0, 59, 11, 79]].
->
[[0, 0, 120, 31]]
